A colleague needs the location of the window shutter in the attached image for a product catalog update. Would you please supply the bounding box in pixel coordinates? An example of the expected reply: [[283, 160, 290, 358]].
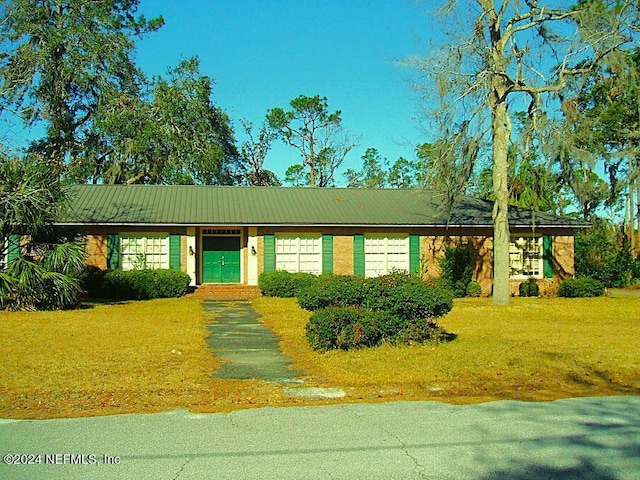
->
[[409, 235, 420, 275], [169, 235, 181, 270], [106, 234, 120, 270], [7, 234, 20, 262], [263, 234, 275, 272], [322, 234, 333, 274], [353, 234, 365, 277], [543, 235, 553, 278]]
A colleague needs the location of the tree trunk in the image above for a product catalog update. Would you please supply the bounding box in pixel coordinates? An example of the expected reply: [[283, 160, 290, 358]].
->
[[492, 100, 512, 305]]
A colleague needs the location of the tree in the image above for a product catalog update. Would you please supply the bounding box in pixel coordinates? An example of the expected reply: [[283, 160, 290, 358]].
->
[[388, 156, 422, 189], [0, 0, 163, 170], [0, 151, 85, 310], [411, 0, 638, 305], [68, 57, 240, 185], [267, 95, 357, 187], [344, 148, 389, 188], [238, 119, 281, 186]]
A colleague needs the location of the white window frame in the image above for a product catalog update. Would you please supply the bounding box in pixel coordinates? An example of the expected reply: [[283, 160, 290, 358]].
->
[[364, 235, 410, 278], [275, 234, 322, 275], [509, 235, 543, 279], [120, 234, 169, 271]]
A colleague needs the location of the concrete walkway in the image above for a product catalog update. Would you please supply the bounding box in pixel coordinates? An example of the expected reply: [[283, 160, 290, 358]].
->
[[203, 300, 302, 383], [1, 396, 639, 479]]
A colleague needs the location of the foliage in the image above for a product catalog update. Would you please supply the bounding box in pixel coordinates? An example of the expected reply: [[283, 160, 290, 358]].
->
[[344, 148, 389, 188], [0, 0, 163, 169], [439, 246, 473, 298], [0, 153, 86, 310], [296, 274, 367, 310], [575, 219, 635, 287], [71, 57, 240, 185], [558, 278, 605, 298], [409, 0, 638, 305], [86, 268, 191, 300], [518, 279, 540, 298], [2, 242, 86, 310], [267, 94, 356, 187], [238, 120, 281, 186], [465, 281, 482, 297], [305, 307, 385, 351], [258, 271, 316, 298]]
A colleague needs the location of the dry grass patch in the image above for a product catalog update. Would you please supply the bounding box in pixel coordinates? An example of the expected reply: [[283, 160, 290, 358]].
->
[[2, 294, 638, 419], [252, 295, 640, 404], [0, 298, 291, 419]]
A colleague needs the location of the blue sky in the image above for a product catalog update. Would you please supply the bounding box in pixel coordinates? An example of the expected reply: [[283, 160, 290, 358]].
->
[[135, 0, 435, 184]]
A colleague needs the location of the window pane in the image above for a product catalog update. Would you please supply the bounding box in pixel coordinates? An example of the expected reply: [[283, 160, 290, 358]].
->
[[509, 236, 542, 278]]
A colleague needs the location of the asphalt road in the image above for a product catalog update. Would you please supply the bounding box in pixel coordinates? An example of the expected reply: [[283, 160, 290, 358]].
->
[[1, 395, 639, 480]]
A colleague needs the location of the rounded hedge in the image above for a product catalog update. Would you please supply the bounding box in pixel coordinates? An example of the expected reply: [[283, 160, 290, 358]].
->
[[258, 271, 316, 298], [465, 281, 482, 297], [558, 277, 605, 298], [518, 279, 539, 297]]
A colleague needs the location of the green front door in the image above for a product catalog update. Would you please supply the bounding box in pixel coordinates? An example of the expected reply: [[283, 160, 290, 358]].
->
[[202, 236, 241, 283]]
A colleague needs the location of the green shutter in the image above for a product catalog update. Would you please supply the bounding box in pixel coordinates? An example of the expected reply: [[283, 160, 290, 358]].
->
[[263, 234, 275, 273], [322, 234, 333, 274], [543, 235, 553, 278], [409, 235, 420, 275], [169, 234, 181, 270], [353, 234, 365, 277], [106, 234, 120, 270], [7, 234, 20, 262]]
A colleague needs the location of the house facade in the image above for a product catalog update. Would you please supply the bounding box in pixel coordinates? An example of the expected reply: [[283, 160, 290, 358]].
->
[[58, 185, 588, 296]]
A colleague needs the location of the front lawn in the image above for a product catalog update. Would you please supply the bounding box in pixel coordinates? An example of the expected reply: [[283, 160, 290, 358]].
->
[[253, 295, 640, 403], [0, 295, 638, 419]]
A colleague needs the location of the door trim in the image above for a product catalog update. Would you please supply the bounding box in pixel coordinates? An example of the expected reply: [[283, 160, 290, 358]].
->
[[199, 228, 244, 284]]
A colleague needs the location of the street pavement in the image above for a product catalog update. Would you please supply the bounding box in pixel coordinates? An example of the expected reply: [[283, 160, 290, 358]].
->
[[1, 395, 639, 479]]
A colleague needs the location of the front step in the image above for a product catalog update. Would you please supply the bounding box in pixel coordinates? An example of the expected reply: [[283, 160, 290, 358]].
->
[[189, 284, 262, 300]]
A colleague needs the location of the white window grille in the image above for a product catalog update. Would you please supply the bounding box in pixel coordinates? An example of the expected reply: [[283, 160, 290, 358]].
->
[[509, 236, 543, 278], [275, 235, 322, 275], [364, 235, 409, 277], [121, 235, 169, 270]]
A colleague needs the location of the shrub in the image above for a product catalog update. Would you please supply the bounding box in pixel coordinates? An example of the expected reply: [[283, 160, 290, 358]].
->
[[297, 274, 367, 310], [305, 307, 385, 351], [465, 281, 482, 297], [258, 271, 315, 298], [558, 277, 605, 298], [575, 220, 634, 288], [439, 246, 473, 297], [87, 268, 191, 300], [518, 278, 539, 297]]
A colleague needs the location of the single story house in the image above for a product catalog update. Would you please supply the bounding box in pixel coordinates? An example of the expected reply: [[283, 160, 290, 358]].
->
[[56, 185, 589, 295]]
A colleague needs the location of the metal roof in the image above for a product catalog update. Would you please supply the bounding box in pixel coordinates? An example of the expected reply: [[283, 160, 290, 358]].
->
[[57, 185, 589, 228]]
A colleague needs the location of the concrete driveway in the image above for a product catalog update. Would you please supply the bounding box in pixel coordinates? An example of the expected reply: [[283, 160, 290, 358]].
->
[[1, 395, 639, 479]]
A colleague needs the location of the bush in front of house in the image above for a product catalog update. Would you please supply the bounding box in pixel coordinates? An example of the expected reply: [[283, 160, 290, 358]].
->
[[465, 281, 482, 297], [86, 268, 191, 300], [439, 246, 473, 297], [558, 277, 605, 298], [305, 307, 385, 351], [305, 307, 451, 352], [297, 274, 368, 310], [300, 272, 455, 351], [258, 270, 316, 298], [519, 278, 539, 297]]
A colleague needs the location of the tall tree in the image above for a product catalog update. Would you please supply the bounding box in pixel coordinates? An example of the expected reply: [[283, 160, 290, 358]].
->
[[239, 119, 281, 186], [69, 57, 240, 185], [411, 0, 638, 305], [267, 94, 356, 187], [344, 148, 389, 188], [0, 0, 163, 170]]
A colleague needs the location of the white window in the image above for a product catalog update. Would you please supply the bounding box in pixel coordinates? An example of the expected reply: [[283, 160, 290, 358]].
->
[[275, 235, 322, 275], [121, 235, 169, 270], [365, 235, 409, 277], [509, 236, 543, 278]]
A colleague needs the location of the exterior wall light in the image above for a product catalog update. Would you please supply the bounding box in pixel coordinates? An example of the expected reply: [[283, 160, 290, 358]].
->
[[251, 246, 257, 256], [189, 246, 195, 256]]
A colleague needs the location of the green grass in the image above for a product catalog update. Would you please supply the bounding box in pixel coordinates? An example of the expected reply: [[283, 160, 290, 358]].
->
[[0, 294, 638, 419]]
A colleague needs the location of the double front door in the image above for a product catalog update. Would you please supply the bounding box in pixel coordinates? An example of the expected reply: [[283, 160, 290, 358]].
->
[[202, 236, 241, 283]]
